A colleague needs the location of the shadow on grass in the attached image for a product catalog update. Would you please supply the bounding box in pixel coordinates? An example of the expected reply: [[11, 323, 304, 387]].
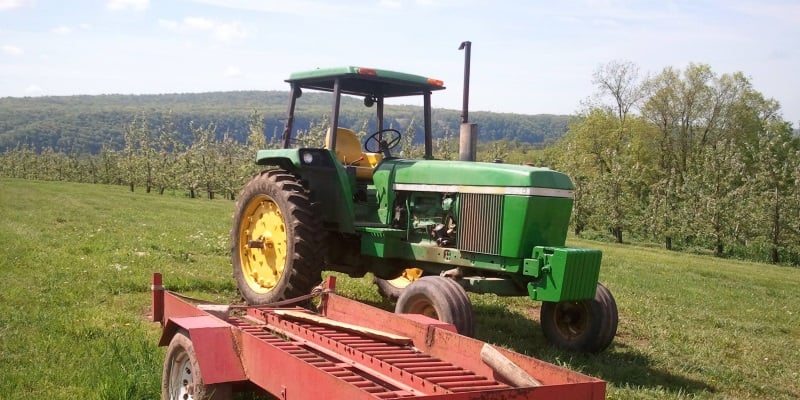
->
[[471, 302, 715, 396]]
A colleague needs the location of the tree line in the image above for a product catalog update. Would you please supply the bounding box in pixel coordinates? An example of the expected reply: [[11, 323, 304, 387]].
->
[[541, 61, 799, 265], [0, 91, 569, 153], [0, 110, 483, 200]]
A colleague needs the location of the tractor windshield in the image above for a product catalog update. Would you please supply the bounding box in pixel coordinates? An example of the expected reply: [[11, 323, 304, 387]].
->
[[281, 66, 444, 159]]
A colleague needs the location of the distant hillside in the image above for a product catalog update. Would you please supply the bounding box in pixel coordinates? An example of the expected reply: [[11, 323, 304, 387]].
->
[[0, 91, 570, 153]]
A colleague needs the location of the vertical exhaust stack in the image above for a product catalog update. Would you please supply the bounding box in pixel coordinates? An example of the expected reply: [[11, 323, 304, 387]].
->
[[458, 41, 478, 162]]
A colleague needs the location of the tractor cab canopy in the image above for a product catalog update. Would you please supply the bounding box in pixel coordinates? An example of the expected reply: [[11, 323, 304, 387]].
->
[[280, 66, 445, 160], [287, 66, 445, 97]]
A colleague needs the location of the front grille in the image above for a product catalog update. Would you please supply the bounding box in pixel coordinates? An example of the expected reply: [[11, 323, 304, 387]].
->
[[457, 193, 503, 255]]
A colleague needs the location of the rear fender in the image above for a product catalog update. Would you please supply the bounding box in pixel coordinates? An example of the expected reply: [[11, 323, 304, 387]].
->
[[254, 148, 356, 233], [255, 148, 301, 170]]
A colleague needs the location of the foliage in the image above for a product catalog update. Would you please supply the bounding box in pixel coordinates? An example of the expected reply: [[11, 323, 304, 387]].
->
[[551, 61, 800, 264]]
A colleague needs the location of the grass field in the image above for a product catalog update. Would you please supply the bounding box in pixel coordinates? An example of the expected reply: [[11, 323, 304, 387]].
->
[[1, 179, 798, 399]]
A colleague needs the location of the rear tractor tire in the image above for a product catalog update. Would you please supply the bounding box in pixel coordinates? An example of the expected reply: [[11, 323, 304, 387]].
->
[[540, 283, 618, 353], [231, 169, 324, 305], [162, 331, 232, 400], [395, 276, 475, 337], [374, 268, 424, 301]]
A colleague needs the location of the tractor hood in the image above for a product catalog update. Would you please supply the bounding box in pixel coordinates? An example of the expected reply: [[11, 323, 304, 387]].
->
[[377, 159, 574, 193], [371, 158, 576, 255]]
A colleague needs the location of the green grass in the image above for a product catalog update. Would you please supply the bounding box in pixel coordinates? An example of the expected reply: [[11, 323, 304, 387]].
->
[[1, 178, 798, 399]]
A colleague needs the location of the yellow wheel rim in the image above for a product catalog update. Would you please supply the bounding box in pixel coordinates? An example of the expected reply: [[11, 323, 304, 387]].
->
[[386, 268, 423, 289], [238, 195, 288, 294]]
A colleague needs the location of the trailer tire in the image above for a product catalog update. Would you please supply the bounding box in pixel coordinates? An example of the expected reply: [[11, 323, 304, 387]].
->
[[540, 283, 618, 353], [231, 169, 324, 305], [395, 276, 475, 337], [162, 330, 233, 400], [374, 268, 424, 301]]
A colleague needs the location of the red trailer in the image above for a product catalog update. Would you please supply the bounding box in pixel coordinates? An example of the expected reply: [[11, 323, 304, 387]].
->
[[152, 273, 606, 400]]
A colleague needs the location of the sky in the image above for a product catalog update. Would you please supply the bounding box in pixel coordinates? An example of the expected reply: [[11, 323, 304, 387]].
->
[[1, 0, 799, 125]]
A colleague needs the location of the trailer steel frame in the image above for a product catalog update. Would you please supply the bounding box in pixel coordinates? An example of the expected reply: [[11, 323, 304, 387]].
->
[[152, 273, 605, 399]]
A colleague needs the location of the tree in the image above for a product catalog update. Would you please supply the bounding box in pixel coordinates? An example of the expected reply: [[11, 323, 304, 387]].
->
[[591, 60, 645, 124], [295, 117, 328, 148], [218, 130, 244, 200], [153, 112, 180, 195], [97, 144, 121, 185], [400, 118, 423, 159], [246, 109, 267, 151], [187, 122, 220, 200], [641, 64, 751, 250], [121, 114, 146, 192], [434, 126, 456, 160], [682, 137, 743, 256], [561, 109, 635, 242], [742, 109, 798, 263]]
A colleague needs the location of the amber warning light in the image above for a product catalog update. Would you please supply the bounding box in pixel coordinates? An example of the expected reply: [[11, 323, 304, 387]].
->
[[427, 78, 444, 87]]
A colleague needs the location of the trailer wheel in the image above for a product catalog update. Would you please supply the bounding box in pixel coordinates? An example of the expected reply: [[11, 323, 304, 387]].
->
[[163, 331, 232, 400], [374, 268, 424, 301], [540, 283, 618, 353], [231, 169, 324, 305], [395, 276, 475, 337]]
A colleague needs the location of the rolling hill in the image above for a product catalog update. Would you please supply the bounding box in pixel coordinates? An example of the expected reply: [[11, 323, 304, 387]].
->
[[0, 91, 570, 153]]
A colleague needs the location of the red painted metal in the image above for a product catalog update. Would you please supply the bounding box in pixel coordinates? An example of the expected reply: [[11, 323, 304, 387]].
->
[[321, 290, 605, 394], [165, 316, 247, 385], [151, 272, 163, 323], [153, 273, 606, 399]]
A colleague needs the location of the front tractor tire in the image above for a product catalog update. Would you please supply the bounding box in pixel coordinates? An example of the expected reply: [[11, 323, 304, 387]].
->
[[395, 276, 475, 337], [540, 283, 618, 353], [231, 169, 324, 305]]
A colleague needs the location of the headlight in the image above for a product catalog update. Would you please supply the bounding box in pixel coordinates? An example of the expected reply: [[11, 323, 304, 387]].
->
[[302, 152, 314, 165]]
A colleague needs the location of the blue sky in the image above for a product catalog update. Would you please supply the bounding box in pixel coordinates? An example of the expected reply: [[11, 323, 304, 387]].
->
[[1, 0, 798, 125]]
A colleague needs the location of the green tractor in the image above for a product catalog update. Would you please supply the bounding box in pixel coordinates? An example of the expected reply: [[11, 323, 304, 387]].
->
[[231, 66, 618, 352]]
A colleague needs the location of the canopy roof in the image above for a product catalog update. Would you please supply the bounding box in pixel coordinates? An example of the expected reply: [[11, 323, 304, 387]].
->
[[286, 66, 445, 98]]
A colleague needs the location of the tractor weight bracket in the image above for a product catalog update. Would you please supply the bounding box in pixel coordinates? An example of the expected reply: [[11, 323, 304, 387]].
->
[[522, 257, 548, 279]]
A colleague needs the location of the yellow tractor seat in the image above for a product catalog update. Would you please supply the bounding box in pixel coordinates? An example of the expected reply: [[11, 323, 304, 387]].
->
[[325, 128, 383, 180]]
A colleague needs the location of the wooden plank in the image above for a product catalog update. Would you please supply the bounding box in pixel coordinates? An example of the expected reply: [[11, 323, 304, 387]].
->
[[480, 343, 542, 387], [273, 310, 413, 345]]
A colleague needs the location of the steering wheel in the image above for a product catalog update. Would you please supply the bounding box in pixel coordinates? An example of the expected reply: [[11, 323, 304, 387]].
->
[[364, 128, 402, 155]]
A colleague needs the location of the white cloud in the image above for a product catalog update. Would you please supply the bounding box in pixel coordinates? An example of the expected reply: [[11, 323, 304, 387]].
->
[[0, 0, 32, 11], [25, 84, 43, 94], [107, 0, 149, 11], [159, 16, 249, 42], [730, 1, 800, 25], [2, 44, 23, 55], [157, 19, 179, 30], [52, 26, 73, 35], [224, 65, 242, 78], [183, 16, 215, 31], [213, 21, 247, 41], [188, 0, 349, 17], [379, 0, 402, 9], [415, 0, 464, 6]]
